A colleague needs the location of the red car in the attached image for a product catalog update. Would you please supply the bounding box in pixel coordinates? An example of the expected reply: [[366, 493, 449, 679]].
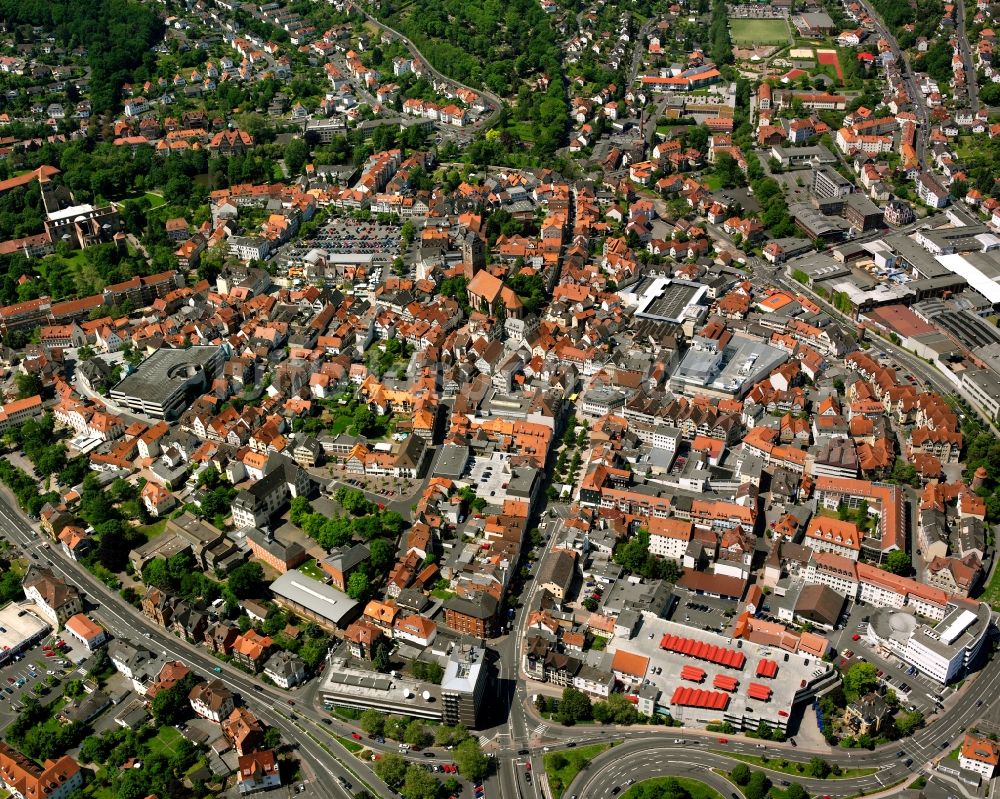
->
[[718, 738, 729, 744], [351, 732, 363, 741], [852, 634, 861, 641]]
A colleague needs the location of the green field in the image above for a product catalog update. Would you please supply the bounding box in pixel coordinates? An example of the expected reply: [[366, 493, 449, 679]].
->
[[545, 743, 612, 798], [147, 726, 184, 756], [299, 558, 327, 582], [335, 735, 363, 753], [623, 777, 725, 799], [979, 561, 1000, 610], [713, 752, 878, 779], [730, 18, 790, 45]]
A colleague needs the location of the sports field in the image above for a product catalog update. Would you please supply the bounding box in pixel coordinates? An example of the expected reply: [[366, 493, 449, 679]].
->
[[730, 18, 790, 45]]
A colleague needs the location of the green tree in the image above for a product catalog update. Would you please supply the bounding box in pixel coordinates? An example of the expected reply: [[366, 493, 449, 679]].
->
[[404, 721, 431, 748], [14, 371, 42, 398], [896, 710, 924, 736], [372, 639, 391, 673], [745, 771, 771, 799], [786, 784, 809, 799], [455, 738, 489, 781], [227, 561, 265, 599], [369, 538, 395, 574], [151, 679, 193, 726], [373, 753, 408, 788], [360, 709, 385, 737], [284, 137, 310, 176], [808, 757, 831, 778], [731, 764, 752, 785], [0, 570, 23, 604], [556, 686, 593, 726], [402, 763, 440, 799], [263, 727, 282, 749], [116, 768, 149, 799], [843, 661, 878, 697], [884, 550, 912, 575], [347, 570, 371, 601]]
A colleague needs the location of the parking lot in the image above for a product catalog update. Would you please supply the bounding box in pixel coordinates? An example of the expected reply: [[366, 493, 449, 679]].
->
[[0, 632, 80, 724], [303, 220, 401, 258], [667, 590, 740, 635], [829, 601, 945, 716]]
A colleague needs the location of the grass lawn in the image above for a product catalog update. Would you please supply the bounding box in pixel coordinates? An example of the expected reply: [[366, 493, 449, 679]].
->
[[713, 752, 877, 779], [624, 777, 724, 799], [545, 742, 612, 798], [147, 725, 184, 757], [948, 746, 961, 760], [431, 588, 456, 601], [136, 518, 167, 541], [703, 173, 724, 191], [144, 192, 166, 209], [299, 558, 327, 582], [590, 635, 608, 651], [513, 122, 537, 142], [979, 562, 1000, 610], [335, 735, 363, 753], [730, 18, 789, 45]]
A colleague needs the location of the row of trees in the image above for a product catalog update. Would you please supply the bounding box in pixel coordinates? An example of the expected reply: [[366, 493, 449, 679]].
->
[[291, 495, 400, 551], [373, 739, 489, 795], [539, 686, 647, 726]]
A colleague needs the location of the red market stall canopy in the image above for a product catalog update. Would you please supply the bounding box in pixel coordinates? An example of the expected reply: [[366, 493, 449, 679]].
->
[[747, 682, 773, 701], [660, 634, 747, 670], [681, 665, 707, 682], [671, 686, 730, 710], [756, 659, 779, 678]]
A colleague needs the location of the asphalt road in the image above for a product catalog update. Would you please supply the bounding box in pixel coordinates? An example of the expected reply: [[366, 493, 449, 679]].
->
[[560, 637, 1000, 798], [853, 0, 930, 166], [955, 0, 979, 112], [0, 494, 383, 799]]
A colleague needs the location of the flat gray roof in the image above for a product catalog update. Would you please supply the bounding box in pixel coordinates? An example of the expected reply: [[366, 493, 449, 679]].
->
[[270, 569, 360, 624], [111, 345, 222, 403]]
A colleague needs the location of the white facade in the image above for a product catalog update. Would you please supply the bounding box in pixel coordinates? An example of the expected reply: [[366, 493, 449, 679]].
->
[[649, 531, 688, 560]]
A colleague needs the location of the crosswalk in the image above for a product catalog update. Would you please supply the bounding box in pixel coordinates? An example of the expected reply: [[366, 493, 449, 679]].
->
[[531, 723, 547, 737], [478, 735, 491, 746]]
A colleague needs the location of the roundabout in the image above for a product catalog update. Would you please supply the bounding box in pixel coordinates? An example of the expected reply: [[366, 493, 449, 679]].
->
[[620, 775, 730, 799], [566, 740, 750, 799]]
